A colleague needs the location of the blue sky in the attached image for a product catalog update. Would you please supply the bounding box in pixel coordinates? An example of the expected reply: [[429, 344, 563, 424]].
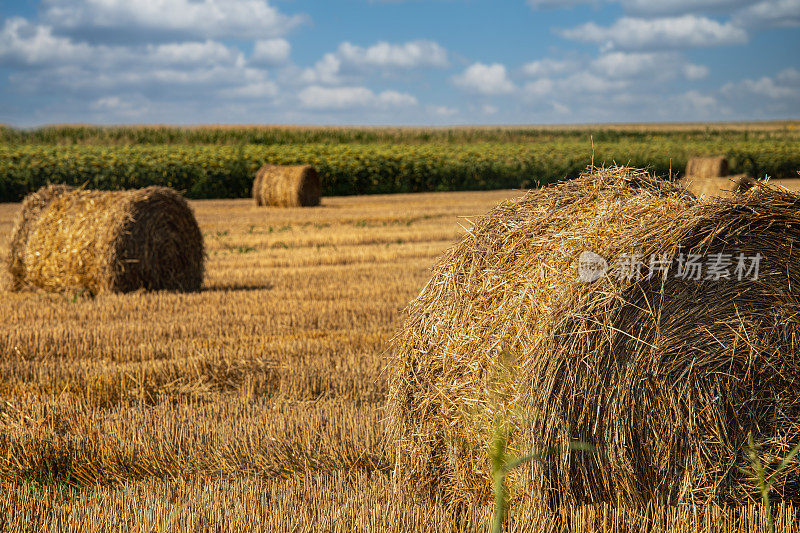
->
[[0, 0, 798, 126]]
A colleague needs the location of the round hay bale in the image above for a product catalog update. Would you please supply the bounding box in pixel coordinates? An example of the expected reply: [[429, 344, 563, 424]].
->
[[685, 156, 729, 179], [253, 164, 320, 207], [7, 186, 204, 294], [680, 173, 755, 198], [7, 184, 75, 291], [387, 167, 800, 510]]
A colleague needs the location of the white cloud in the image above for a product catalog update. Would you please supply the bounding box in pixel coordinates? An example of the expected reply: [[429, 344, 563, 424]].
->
[[298, 86, 417, 109], [722, 68, 800, 99], [683, 63, 710, 80], [88, 94, 150, 119], [300, 40, 448, 85], [41, 0, 306, 41], [452, 62, 516, 95], [429, 105, 458, 116], [528, 0, 756, 14], [91, 95, 125, 111], [0, 20, 246, 71], [379, 90, 419, 107], [521, 58, 579, 77], [560, 15, 748, 50], [522, 72, 629, 101], [0, 17, 92, 66], [220, 81, 279, 98], [482, 104, 498, 114], [592, 52, 662, 77], [562, 71, 631, 93], [337, 40, 448, 69], [251, 39, 290, 66], [732, 0, 800, 27], [591, 51, 709, 80], [300, 54, 343, 85], [681, 90, 718, 108], [0, 17, 278, 105], [777, 67, 800, 83], [528, 0, 796, 29], [148, 40, 243, 67], [523, 78, 555, 97], [669, 90, 721, 117], [620, 0, 756, 15], [527, 0, 595, 8]]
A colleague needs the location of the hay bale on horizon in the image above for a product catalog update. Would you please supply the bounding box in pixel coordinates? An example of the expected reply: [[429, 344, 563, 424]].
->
[[685, 156, 729, 179], [387, 167, 800, 510], [680, 173, 755, 198], [253, 164, 321, 207], [7, 185, 204, 294]]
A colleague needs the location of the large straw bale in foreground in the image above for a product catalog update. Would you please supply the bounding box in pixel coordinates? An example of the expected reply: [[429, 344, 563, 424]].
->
[[387, 167, 800, 510], [7, 185, 204, 294], [685, 156, 728, 178], [680, 173, 754, 198], [253, 164, 321, 207], [7, 184, 75, 290]]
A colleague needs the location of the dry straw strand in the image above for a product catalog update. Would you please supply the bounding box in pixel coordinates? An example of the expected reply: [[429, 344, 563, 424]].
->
[[386, 166, 800, 511], [253, 164, 321, 207], [7, 185, 204, 294]]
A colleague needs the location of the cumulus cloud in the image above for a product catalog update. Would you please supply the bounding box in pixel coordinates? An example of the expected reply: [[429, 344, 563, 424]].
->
[[732, 0, 800, 27], [300, 54, 343, 85], [41, 0, 306, 42], [560, 15, 748, 50], [591, 51, 709, 80], [520, 60, 712, 110], [521, 58, 579, 77], [513, 47, 722, 123], [148, 40, 243, 67], [220, 81, 279, 99], [529, 0, 757, 14], [526, 0, 596, 8], [529, 0, 796, 30], [0, 17, 282, 105], [683, 63, 710, 80], [592, 52, 663, 77], [0, 17, 92, 66], [722, 67, 800, 99], [300, 40, 448, 85], [298, 85, 417, 109], [518, 51, 709, 113], [337, 40, 448, 69], [522, 78, 556, 97], [429, 105, 459, 116], [618, 0, 756, 15], [0, 19, 247, 71], [251, 39, 291, 66], [452, 63, 516, 95]]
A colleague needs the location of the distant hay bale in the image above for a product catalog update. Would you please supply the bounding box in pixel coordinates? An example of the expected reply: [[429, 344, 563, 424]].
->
[[387, 167, 800, 510], [685, 156, 729, 179], [680, 173, 755, 198], [7, 186, 204, 294], [253, 164, 321, 207]]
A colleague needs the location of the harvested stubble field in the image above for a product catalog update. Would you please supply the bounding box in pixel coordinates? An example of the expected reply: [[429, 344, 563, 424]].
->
[[0, 189, 796, 532]]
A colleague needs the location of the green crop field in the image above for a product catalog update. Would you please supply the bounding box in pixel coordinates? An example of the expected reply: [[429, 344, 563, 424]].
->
[[1, 123, 798, 202]]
